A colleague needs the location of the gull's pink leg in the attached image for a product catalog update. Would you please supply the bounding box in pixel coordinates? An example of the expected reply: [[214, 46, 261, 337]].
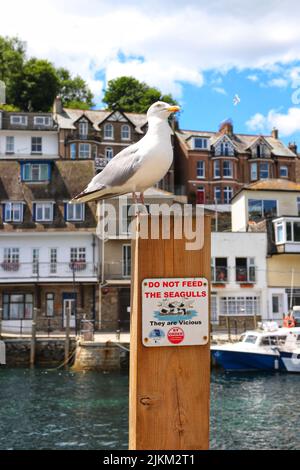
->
[[139, 192, 145, 205]]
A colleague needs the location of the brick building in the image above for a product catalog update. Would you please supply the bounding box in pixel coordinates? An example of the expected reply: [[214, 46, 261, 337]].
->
[[174, 120, 298, 205]]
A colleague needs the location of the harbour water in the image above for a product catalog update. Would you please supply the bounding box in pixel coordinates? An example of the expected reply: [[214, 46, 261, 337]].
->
[[0, 368, 300, 450]]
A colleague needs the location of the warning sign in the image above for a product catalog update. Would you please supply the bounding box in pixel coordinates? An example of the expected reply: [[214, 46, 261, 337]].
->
[[142, 277, 209, 347]]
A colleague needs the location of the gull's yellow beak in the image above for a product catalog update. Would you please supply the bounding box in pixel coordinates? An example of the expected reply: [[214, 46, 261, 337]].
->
[[167, 105, 180, 113]]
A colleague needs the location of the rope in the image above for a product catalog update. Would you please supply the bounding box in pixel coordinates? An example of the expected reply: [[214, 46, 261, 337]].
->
[[107, 340, 130, 352], [45, 345, 77, 371]]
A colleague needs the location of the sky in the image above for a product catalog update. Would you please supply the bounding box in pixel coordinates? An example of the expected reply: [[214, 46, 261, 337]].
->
[[2, 0, 300, 144]]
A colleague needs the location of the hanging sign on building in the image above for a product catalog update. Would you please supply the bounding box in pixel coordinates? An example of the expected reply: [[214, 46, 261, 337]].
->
[[142, 277, 209, 347]]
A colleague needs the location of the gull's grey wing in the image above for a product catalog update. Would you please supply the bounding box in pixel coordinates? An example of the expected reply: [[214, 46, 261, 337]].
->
[[86, 141, 143, 192]]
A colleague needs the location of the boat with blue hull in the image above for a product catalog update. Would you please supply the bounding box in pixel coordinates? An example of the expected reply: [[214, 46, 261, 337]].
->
[[211, 325, 300, 372], [278, 330, 300, 373]]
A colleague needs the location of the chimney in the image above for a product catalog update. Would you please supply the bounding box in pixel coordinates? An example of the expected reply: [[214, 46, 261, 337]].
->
[[53, 96, 63, 114], [219, 119, 233, 136], [271, 127, 278, 139], [288, 141, 298, 154]]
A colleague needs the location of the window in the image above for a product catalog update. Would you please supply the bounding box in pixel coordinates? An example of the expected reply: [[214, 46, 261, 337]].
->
[[79, 120, 88, 137], [92, 145, 97, 159], [3, 293, 33, 320], [260, 162, 269, 179], [22, 162, 50, 182], [79, 143, 90, 159], [121, 125, 130, 140], [248, 199, 277, 221], [105, 147, 113, 160], [122, 244, 131, 277], [235, 257, 255, 283], [3, 248, 19, 264], [280, 165, 288, 178], [104, 123, 114, 139], [6, 136, 14, 153], [250, 162, 258, 181], [272, 295, 280, 314], [276, 223, 284, 243], [32, 248, 39, 274], [34, 116, 52, 126], [193, 137, 208, 149], [70, 143, 76, 160], [286, 221, 300, 242], [297, 197, 300, 216], [214, 187, 221, 204], [31, 137, 42, 153], [50, 248, 57, 274], [121, 205, 132, 233], [3, 202, 23, 222], [220, 141, 234, 156], [211, 294, 218, 323], [70, 247, 86, 262], [223, 160, 233, 178], [223, 186, 233, 204], [197, 161, 205, 178], [10, 115, 27, 126], [65, 203, 85, 221], [45, 293, 54, 317], [220, 296, 260, 315], [214, 160, 220, 178], [34, 202, 54, 222], [211, 257, 228, 282]]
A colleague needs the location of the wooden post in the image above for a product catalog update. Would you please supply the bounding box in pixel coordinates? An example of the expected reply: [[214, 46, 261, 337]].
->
[[129, 214, 211, 450], [30, 307, 38, 367], [65, 305, 71, 368], [226, 316, 231, 342]]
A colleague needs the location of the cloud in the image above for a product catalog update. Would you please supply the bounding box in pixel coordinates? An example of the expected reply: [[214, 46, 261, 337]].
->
[[247, 74, 259, 82], [3, 1, 300, 102], [212, 87, 227, 95], [246, 107, 300, 136], [266, 78, 288, 88]]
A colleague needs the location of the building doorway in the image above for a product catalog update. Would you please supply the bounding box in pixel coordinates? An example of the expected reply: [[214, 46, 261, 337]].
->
[[118, 288, 130, 331], [62, 293, 77, 328]]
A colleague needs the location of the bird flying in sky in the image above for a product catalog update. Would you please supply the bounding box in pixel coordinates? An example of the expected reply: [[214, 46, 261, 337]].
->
[[233, 94, 241, 106], [72, 101, 180, 204]]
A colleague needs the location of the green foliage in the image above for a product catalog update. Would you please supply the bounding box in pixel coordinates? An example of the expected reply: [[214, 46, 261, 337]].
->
[[103, 76, 178, 113], [0, 35, 95, 111], [0, 103, 20, 111], [56, 68, 95, 108]]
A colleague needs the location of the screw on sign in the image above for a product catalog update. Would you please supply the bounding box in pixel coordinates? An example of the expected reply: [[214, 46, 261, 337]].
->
[[167, 327, 185, 345]]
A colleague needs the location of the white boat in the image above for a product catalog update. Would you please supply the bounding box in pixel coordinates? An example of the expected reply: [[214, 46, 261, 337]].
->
[[211, 323, 300, 372], [278, 330, 300, 373]]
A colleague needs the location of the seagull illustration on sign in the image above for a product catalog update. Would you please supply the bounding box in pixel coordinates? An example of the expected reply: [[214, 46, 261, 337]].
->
[[233, 94, 241, 106], [72, 101, 180, 205]]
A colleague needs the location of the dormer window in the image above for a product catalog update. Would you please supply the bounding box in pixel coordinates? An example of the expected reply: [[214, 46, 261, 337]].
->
[[121, 124, 130, 140], [104, 123, 114, 140], [215, 137, 234, 156], [10, 115, 27, 126], [79, 119, 88, 137], [193, 137, 208, 150], [21, 162, 51, 182], [33, 116, 52, 127]]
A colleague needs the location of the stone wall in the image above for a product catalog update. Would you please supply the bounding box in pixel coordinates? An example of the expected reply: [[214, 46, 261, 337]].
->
[[100, 287, 120, 331], [72, 341, 124, 371], [4, 338, 76, 367]]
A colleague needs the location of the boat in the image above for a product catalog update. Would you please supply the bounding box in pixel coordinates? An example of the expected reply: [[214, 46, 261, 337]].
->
[[278, 330, 300, 373], [211, 323, 300, 372]]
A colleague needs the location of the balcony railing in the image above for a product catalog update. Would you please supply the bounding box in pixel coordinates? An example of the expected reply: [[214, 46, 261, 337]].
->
[[235, 267, 256, 283], [103, 261, 131, 281], [95, 157, 108, 171], [0, 261, 99, 280], [65, 132, 102, 143]]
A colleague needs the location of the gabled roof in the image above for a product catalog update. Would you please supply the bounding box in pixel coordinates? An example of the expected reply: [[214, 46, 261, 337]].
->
[[211, 133, 238, 149], [232, 179, 300, 200], [56, 108, 147, 134], [245, 135, 272, 150], [176, 130, 297, 157]]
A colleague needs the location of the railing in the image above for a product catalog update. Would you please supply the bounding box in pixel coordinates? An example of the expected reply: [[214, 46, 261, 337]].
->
[[65, 132, 102, 143], [0, 261, 99, 280], [94, 157, 108, 171], [235, 266, 256, 283], [103, 261, 131, 280]]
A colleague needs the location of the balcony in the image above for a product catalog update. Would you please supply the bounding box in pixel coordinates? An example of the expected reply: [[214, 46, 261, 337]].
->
[[95, 157, 108, 171], [0, 262, 99, 282], [65, 132, 102, 143], [273, 217, 300, 254], [103, 261, 131, 282]]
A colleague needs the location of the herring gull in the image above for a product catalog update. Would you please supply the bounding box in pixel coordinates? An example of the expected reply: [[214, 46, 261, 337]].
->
[[72, 101, 180, 204]]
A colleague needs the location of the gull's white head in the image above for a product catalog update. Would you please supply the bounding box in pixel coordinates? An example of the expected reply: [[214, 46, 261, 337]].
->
[[147, 101, 180, 120]]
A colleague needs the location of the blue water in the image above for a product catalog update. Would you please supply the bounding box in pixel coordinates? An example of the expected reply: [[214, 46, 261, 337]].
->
[[0, 368, 299, 450]]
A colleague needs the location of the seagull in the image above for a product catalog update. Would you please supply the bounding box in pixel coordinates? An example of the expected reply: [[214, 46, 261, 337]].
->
[[72, 101, 180, 204], [233, 94, 241, 106]]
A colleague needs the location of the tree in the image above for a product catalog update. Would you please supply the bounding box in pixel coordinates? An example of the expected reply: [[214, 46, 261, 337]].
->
[[14, 58, 60, 111], [0, 36, 26, 105], [103, 76, 178, 113], [56, 68, 95, 109]]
